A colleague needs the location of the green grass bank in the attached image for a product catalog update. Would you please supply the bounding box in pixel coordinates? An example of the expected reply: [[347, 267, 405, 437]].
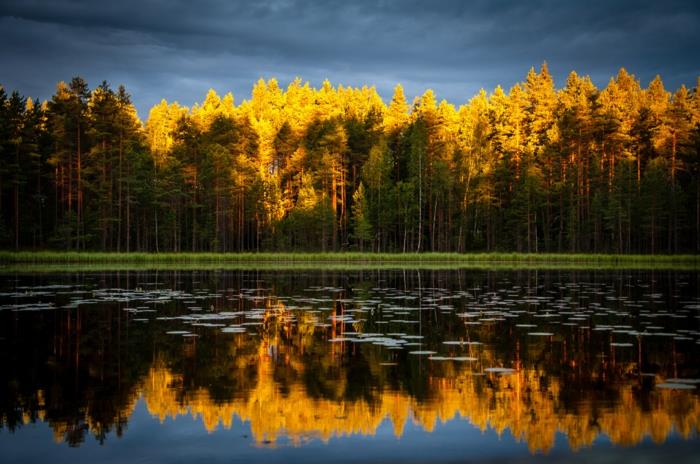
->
[[0, 251, 697, 271]]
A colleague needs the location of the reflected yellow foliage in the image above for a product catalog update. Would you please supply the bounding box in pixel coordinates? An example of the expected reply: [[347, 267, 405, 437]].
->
[[138, 349, 699, 453], [4, 287, 698, 453]]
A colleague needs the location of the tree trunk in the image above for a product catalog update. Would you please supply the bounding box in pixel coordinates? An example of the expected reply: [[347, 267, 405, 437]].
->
[[118, 130, 123, 252], [102, 140, 108, 250], [77, 119, 82, 250], [14, 182, 19, 250], [332, 163, 337, 250], [417, 149, 423, 252], [527, 199, 531, 253], [14, 145, 19, 250], [126, 160, 131, 252], [215, 179, 220, 252], [696, 180, 699, 252], [651, 195, 656, 255], [431, 198, 437, 252], [671, 132, 676, 186]]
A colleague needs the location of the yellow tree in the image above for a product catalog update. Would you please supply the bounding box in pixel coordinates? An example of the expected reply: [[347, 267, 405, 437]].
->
[[191, 89, 235, 131], [599, 69, 641, 184], [523, 63, 558, 251], [646, 75, 671, 154], [665, 85, 693, 185], [524, 63, 558, 158], [457, 90, 492, 249], [558, 71, 597, 251], [145, 100, 188, 166], [384, 84, 409, 133], [506, 83, 528, 178]]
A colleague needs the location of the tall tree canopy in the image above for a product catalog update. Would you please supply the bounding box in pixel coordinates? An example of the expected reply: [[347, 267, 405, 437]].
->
[[1, 66, 699, 253]]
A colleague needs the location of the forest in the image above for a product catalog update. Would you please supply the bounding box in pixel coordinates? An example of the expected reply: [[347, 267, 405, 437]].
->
[[1, 64, 699, 253]]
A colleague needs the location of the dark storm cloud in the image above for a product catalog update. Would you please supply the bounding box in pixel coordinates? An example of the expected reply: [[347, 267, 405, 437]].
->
[[1, 0, 699, 118]]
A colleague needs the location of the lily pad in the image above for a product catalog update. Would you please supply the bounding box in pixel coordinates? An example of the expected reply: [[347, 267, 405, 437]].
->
[[656, 383, 696, 390], [485, 367, 515, 374]]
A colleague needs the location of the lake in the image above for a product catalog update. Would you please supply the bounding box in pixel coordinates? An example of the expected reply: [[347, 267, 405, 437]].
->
[[1, 268, 699, 463]]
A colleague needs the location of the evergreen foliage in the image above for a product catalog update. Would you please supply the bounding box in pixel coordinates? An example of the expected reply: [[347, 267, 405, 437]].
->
[[1, 66, 700, 252]]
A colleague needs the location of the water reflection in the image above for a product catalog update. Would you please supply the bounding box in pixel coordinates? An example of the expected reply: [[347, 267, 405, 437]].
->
[[1, 269, 698, 454]]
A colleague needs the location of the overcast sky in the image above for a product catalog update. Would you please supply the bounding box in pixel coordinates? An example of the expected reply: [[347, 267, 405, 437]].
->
[[2, 0, 699, 119]]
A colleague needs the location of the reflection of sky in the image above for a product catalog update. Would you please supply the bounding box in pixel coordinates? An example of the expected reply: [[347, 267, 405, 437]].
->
[[1, 399, 696, 464], [1, 0, 699, 118]]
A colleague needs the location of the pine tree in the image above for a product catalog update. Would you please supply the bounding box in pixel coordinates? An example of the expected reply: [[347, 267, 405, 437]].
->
[[351, 183, 372, 250], [3, 68, 700, 253]]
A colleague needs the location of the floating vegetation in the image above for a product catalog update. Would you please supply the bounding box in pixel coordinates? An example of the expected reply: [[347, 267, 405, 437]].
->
[[664, 378, 700, 385], [1, 267, 699, 456], [25, 269, 681, 374], [0, 270, 700, 458], [656, 383, 697, 390], [221, 327, 246, 334], [485, 367, 516, 374]]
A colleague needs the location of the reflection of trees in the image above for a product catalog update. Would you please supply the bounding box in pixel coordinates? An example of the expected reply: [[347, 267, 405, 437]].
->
[[139, 358, 700, 453], [0, 303, 149, 445], [1, 269, 699, 453]]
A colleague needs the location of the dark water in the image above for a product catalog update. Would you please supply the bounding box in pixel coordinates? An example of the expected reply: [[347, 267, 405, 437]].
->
[[1, 268, 699, 463]]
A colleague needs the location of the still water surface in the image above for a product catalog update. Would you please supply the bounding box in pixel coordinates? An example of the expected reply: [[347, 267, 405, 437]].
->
[[1, 269, 699, 463]]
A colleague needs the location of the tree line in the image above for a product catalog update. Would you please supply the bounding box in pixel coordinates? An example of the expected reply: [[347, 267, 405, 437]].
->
[[1, 64, 699, 252]]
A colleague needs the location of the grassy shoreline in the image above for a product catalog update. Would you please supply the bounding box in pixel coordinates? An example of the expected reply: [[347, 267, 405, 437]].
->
[[0, 251, 697, 271]]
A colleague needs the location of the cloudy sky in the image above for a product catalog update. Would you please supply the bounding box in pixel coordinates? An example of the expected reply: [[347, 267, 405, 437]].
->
[[2, 0, 699, 118]]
